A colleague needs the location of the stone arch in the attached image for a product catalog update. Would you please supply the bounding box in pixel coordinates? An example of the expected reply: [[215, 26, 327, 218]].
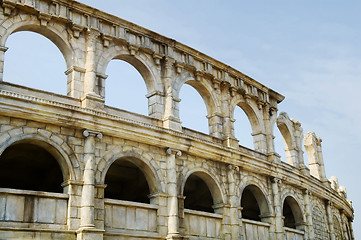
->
[[99, 149, 162, 195], [276, 112, 295, 151], [180, 167, 226, 210], [0, 15, 74, 69], [0, 129, 77, 182], [174, 71, 221, 119], [230, 95, 266, 151], [240, 183, 272, 221], [0, 130, 79, 194], [281, 195, 305, 230], [230, 95, 263, 135], [98, 44, 161, 95]]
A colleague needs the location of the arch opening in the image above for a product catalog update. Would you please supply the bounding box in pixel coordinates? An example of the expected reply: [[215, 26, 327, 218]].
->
[[104, 59, 148, 115], [273, 125, 287, 162], [0, 142, 64, 193], [179, 83, 209, 134], [183, 174, 215, 213], [3, 31, 67, 95], [104, 158, 151, 203], [234, 106, 254, 149], [241, 185, 270, 222], [241, 188, 260, 221], [283, 196, 304, 230], [101, 59, 148, 115], [283, 198, 296, 228]]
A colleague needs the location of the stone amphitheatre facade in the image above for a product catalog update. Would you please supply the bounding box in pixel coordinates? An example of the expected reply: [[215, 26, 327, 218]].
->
[[0, 0, 354, 240]]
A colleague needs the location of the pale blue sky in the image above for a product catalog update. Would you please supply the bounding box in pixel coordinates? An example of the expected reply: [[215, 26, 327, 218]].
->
[[3, 0, 360, 236]]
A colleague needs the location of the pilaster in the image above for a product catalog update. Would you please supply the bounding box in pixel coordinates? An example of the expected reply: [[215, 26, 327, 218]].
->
[[325, 200, 336, 240], [78, 129, 103, 240], [82, 29, 104, 109], [165, 148, 183, 239], [271, 177, 283, 240], [303, 189, 314, 240], [162, 57, 182, 132], [227, 165, 242, 239], [263, 103, 276, 154]]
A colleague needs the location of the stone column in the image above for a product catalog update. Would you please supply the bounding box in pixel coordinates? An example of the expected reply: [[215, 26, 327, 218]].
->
[[303, 190, 314, 240], [0, 46, 8, 81], [82, 29, 104, 109], [162, 57, 182, 132], [227, 165, 242, 239], [325, 200, 336, 240], [165, 148, 182, 239], [263, 103, 276, 154], [77, 129, 103, 240], [271, 177, 283, 240]]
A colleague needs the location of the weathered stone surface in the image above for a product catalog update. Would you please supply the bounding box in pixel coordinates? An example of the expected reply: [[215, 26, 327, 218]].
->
[[0, 0, 354, 240]]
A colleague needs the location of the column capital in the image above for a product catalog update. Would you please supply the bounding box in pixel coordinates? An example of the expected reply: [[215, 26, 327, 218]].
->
[[227, 164, 239, 171], [271, 176, 282, 185], [86, 28, 101, 39], [303, 189, 312, 196], [83, 129, 103, 139], [166, 148, 182, 157], [163, 56, 175, 69], [325, 199, 333, 207]]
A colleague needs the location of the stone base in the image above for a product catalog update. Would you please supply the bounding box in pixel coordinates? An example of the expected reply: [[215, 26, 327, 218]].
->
[[267, 152, 281, 163], [163, 116, 182, 132], [77, 228, 104, 240], [166, 233, 185, 240], [81, 93, 105, 110], [223, 136, 239, 149]]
